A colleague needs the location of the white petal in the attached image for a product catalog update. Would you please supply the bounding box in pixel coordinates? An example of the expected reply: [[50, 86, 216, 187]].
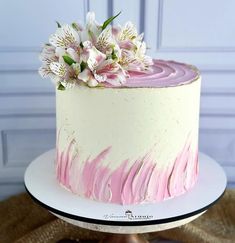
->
[[39, 53, 57, 64], [80, 30, 90, 42], [143, 55, 154, 66], [136, 33, 144, 42], [55, 47, 66, 57], [96, 27, 114, 53], [119, 49, 135, 67], [83, 40, 93, 49], [87, 78, 98, 87], [50, 62, 67, 77], [77, 68, 91, 82], [67, 48, 80, 62], [113, 45, 122, 59], [49, 25, 80, 48], [39, 45, 57, 64], [137, 42, 147, 57], [119, 21, 138, 41], [41, 44, 55, 56], [86, 12, 101, 36], [54, 47, 66, 63], [112, 25, 121, 37], [87, 47, 106, 71], [80, 42, 92, 62], [96, 59, 119, 73], [64, 79, 77, 89], [106, 73, 126, 86], [94, 72, 107, 82], [86, 12, 96, 26], [72, 63, 81, 75], [38, 65, 51, 78]]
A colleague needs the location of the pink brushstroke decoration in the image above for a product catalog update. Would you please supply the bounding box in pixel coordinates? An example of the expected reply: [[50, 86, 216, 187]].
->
[[56, 135, 199, 205]]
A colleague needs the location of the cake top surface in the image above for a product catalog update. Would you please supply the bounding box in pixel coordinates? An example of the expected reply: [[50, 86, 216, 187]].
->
[[107, 59, 199, 88]]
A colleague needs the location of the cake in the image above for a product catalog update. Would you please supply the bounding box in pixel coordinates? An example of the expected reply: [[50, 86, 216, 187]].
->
[[39, 12, 201, 205]]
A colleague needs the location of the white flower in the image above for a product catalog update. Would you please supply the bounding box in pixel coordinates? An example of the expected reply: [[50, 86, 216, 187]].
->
[[86, 12, 101, 37], [96, 60, 126, 86], [78, 46, 126, 87], [49, 24, 80, 48], [78, 46, 106, 86], [39, 11, 153, 89], [87, 46, 106, 72], [50, 62, 67, 78], [96, 27, 115, 54], [134, 41, 153, 71], [39, 44, 63, 84], [119, 49, 135, 68], [118, 21, 138, 41], [38, 65, 62, 85], [79, 12, 102, 43], [67, 47, 80, 62], [39, 65, 51, 78], [39, 45, 57, 64], [78, 69, 98, 87], [71, 63, 81, 75]]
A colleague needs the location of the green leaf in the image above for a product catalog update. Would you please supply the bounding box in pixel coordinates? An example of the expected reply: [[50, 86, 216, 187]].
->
[[63, 55, 76, 66], [57, 82, 65, 90], [56, 21, 61, 28], [80, 61, 87, 72], [102, 11, 121, 30]]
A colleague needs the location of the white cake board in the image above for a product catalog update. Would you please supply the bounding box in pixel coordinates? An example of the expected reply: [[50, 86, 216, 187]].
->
[[24, 150, 226, 234]]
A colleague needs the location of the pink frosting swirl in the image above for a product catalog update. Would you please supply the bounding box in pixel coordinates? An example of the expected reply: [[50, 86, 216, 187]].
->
[[107, 59, 199, 88]]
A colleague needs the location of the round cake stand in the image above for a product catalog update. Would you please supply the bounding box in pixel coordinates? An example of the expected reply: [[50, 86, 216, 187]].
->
[[24, 150, 227, 243]]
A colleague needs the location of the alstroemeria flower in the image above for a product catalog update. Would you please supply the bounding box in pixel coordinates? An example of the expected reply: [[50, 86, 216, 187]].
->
[[77, 69, 98, 87], [80, 12, 102, 43], [96, 27, 115, 54], [49, 62, 78, 88], [49, 24, 80, 48], [133, 41, 153, 71], [38, 44, 62, 84], [78, 46, 126, 87], [50, 62, 67, 78], [112, 23, 152, 72], [39, 45, 57, 63], [78, 46, 106, 86], [96, 60, 127, 86], [39, 11, 153, 89]]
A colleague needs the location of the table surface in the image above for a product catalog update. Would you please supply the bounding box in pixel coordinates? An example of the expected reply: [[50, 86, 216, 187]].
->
[[24, 149, 227, 233]]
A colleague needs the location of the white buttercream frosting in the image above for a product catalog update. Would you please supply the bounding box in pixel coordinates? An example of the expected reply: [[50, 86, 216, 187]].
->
[[57, 77, 200, 170]]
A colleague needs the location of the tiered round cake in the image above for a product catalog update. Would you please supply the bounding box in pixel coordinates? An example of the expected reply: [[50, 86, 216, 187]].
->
[[56, 60, 201, 205]]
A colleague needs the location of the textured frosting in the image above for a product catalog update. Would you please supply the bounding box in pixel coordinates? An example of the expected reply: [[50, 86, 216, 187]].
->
[[56, 72, 201, 205], [56, 136, 198, 204], [120, 59, 199, 88]]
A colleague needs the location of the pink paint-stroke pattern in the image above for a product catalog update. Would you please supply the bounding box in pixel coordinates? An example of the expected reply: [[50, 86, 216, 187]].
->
[[56, 136, 199, 205]]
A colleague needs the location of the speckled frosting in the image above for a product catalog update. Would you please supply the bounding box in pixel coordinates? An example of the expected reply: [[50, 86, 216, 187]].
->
[[56, 59, 201, 205]]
